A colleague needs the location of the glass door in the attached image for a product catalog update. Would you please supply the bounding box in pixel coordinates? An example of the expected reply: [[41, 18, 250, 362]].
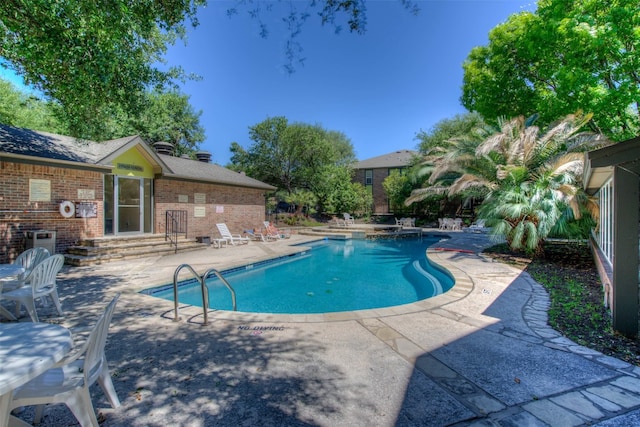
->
[[117, 177, 142, 233]]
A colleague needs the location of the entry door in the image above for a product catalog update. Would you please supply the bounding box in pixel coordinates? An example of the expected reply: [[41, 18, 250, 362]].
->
[[117, 177, 143, 233]]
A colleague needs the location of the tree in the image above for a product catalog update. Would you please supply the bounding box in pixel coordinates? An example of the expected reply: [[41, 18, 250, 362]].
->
[[231, 116, 356, 194], [0, 77, 205, 153], [415, 112, 609, 255], [382, 169, 413, 216], [461, 0, 640, 141], [0, 0, 203, 139], [0, 78, 66, 133], [416, 112, 486, 155], [132, 90, 205, 155], [311, 164, 372, 216]]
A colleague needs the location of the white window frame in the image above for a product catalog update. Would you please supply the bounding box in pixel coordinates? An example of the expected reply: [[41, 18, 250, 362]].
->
[[597, 178, 614, 264]]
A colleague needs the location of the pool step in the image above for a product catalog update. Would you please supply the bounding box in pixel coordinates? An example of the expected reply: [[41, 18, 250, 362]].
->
[[64, 234, 208, 266]]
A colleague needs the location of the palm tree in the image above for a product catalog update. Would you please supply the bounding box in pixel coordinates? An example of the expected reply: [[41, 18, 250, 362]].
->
[[409, 111, 609, 254]]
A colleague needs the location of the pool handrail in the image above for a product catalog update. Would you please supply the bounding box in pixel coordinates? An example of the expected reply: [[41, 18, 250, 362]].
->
[[202, 268, 237, 314], [173, 264, 237, 325]]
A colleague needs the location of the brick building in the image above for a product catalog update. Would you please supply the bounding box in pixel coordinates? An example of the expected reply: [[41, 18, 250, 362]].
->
[[0, 124, 275, 263], [352, 149, 418, 215]]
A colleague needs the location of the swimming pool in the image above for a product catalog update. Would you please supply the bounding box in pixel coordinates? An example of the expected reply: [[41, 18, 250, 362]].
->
[[143, 237, 454, 314]]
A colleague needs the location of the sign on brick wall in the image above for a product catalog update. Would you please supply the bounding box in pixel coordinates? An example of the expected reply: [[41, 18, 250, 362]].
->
[[29, 179, 50, 201]]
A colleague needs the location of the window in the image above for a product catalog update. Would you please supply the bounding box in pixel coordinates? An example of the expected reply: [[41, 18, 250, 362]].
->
[[597, 178, 613, 264], [365, 170, 373, 186]]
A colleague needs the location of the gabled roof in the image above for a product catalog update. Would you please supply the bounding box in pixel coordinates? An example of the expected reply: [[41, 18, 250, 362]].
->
[[160, 154, 275, 190], [0, 124, 275, 191], [0, 124, 104, 164], [354, 149, 418, 169], [584, 136, 640, 194]]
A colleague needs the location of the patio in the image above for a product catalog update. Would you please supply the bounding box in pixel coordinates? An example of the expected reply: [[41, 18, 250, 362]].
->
[[5, 232, 640, 426]]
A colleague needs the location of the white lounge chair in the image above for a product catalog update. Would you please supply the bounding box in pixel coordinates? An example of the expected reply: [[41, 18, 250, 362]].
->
[[11, 294, 121, 427], [216, 223, 250, 245], [3, 254, 65, 322], [244, 229, 277, 242], [263, 221, 291, 239], [342, 213, 355, 226], [465, 219, 490, 233]]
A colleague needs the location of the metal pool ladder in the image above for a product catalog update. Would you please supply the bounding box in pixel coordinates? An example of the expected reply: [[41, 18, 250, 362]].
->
[[173, 264, 237, 325]]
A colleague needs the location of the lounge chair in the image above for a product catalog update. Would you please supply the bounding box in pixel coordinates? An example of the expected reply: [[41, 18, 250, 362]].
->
[[216, 223, 250, 245], [244, 229, 277, 242], [263, 221, 291, 239], [464, 219, 490, 233], [342, 213, 355, 226], [333, 216, 347, 227]]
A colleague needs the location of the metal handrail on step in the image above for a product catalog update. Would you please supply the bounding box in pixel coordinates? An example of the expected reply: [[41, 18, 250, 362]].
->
[[173, 264, 237, 325], [166, 210, 187, 253]]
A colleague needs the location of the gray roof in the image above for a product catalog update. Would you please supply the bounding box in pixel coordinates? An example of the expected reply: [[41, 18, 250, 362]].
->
[[0, 124, 275, 191], [354, 149, 418, 169], [159, 154, 275, 190], [584, 136, 640, 194]]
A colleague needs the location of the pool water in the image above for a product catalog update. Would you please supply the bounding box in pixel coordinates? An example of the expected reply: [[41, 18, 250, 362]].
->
[[145, 237, 454, 314]]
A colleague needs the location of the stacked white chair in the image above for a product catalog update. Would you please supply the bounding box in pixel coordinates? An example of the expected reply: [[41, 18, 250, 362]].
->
[[11, 294, 121, 427], [3, 254, 64, 322]]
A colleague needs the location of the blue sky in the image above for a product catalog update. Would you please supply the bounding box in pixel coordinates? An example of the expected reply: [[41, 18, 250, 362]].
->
[[1, 1, 535, 165]]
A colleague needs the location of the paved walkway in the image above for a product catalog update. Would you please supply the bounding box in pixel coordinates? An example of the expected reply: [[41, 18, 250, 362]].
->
[[5, 231, 640, 426]]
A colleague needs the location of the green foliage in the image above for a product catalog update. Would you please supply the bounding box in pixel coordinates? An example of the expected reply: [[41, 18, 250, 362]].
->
[[477, 114, 606, 254], [419, 112, 607, 255], [415, 112, 486, 155], [0, 77, 205, 153], [0, 0, 203, 139], [382, 169, 413, 216], [461, 1, 640, 141], [0, 78, 67, 132], [230, 116, 357, 200], [132, 90, 205, 155], [311, 164, 372, 216]]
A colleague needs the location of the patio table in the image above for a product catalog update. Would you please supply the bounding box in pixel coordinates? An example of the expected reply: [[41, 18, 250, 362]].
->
[[0, 266, 24, 281], [0, 265, 24, 321], [0, 322, 72, 427]]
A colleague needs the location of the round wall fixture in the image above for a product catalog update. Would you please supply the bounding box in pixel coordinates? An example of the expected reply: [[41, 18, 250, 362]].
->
[[59, 201, 75, 218]]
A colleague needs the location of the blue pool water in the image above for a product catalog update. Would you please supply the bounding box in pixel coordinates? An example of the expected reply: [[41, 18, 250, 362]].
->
[[144, 237, 454, 314]]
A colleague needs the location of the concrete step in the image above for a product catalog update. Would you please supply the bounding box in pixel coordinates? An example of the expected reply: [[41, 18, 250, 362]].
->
[[64, 235, 207, 266]]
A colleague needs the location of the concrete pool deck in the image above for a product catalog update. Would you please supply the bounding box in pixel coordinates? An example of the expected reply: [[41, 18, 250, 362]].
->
[[6, 230, 640, 426]]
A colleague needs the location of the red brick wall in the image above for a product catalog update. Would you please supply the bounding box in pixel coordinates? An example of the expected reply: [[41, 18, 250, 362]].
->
[[154, 178, 266, 239], [372, 169, 390, 214], [0, 159, 268, 263], [353, 168, 390, 214], [0, 160, 104, 263]]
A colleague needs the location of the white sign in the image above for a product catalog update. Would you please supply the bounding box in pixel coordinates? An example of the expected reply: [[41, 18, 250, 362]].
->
[[77, 189, 95, 200], [194, 206, 206, 217], [29, 179, 51, 201], [215, 205, 224, 213], [178, 194, 188, 203]]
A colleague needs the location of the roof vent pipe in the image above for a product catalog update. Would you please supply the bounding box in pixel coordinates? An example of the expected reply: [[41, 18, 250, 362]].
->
[[153, 141, 174, 156], [195, 150, 212, 163]]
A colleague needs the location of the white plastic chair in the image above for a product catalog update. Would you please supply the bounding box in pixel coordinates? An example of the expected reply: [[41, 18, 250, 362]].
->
[[342, 213, 355, 226], [216, 223, 250, 245], [10, 294, 121, 427], [2, 254, 64, 322], [0, 247, 50, 292]]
